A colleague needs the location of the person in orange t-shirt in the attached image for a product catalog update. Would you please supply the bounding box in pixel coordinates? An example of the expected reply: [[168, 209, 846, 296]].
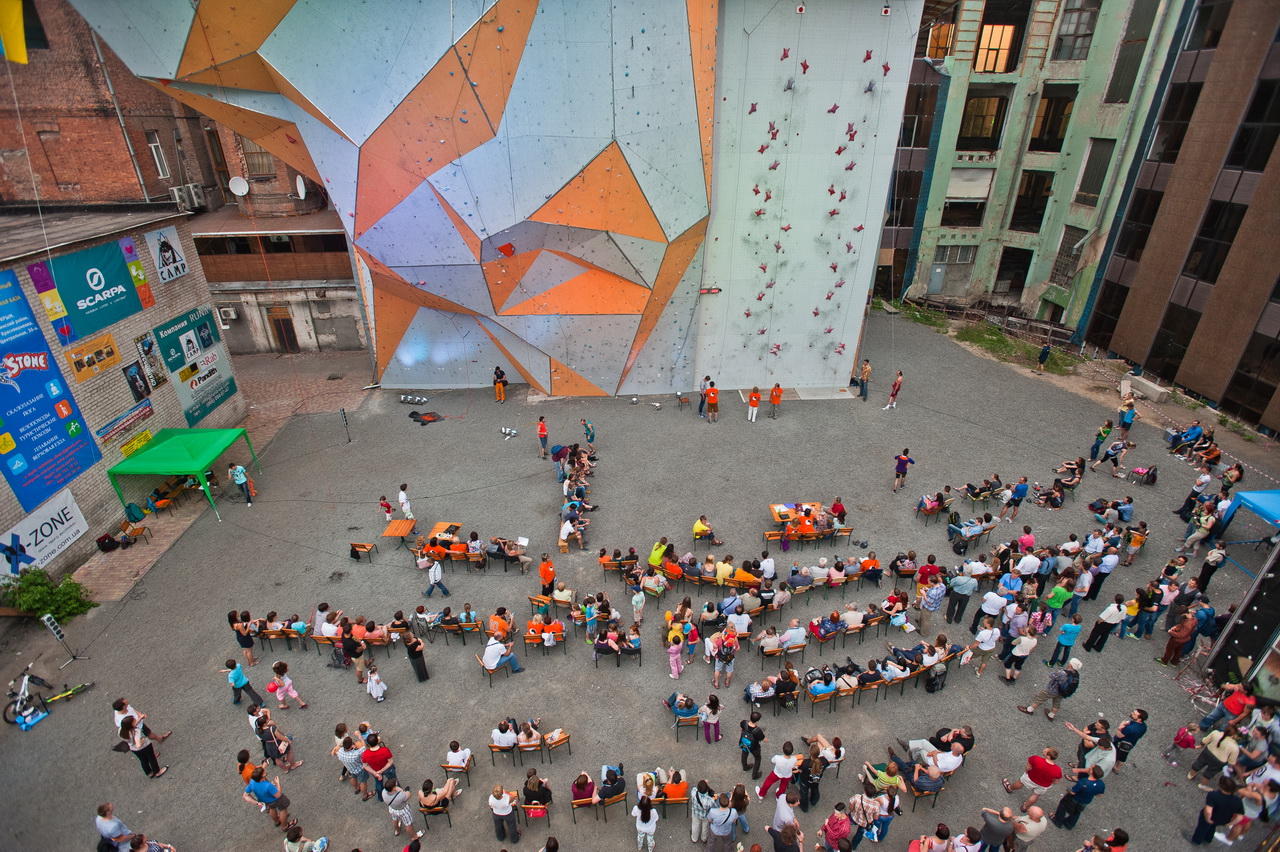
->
[[797, 509, 817, 535], [538, 555, 555, 596], [747, 386, 761, 423], [705, 382, 720, 423], [769, 383, 783, 419]]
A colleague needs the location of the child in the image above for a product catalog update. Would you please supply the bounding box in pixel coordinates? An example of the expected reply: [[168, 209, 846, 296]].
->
[[583, 596, 598, 645], [632, 584, 646, 625], [379, 496, 393, 521], [1162, 723, 1198, 765], [332, 723, 350, 779], [366, 664, 387, 702], [665, 635, 684, 680], [271, 661, 307, 709]]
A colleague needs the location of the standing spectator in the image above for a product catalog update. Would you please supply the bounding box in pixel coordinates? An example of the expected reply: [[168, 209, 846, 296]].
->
[[739, 711, 766, 780], [891, 449, 915, 493], [945, 571, 977, 625], [1089, 439, 1134, 477], [705, 382, 720, 424], [361, 734, 396, 799], [705, 793, 738, 852], [1111, 709, 1149, 774], [537, 416, 548, 459], [794, 743, 828, 812], [1011, 806, 1049, 851], [1017, 658, 1082, 721], [698, 375, 711, 418], [397, 483, 414, 522], [488, 783, 520, 843], [493, 365, 506, 402], [112, 697, 170, 745], [1050, 766, 1105, 830], [1089, 420, 1112, 461], [883, 370, 902, 409], [1036, 343, 1051, 373], [999, 478, 1029, 524], [580, 418, 595, 453], [1117, 399, 1139, 440], [1187, 725, 1241, 788], [95, 803, 135, 851], [858, 360, 871, 402], [1082, 595, 1125, 653], [1046, 615, 1083, 668], [404, 633, 429, 683], [916, 574, 945, 636], [816, 801, 852, 851], [769, 383, 783, 418], [632, 795, 659, 851], [1002, 748, 1063, 811], [756, 741, 800, 799], [538, 555, 555, 597], [241, 767, 293, 831], [270, 661, 307, 709], [379, 495, 393, 520], [1186, 777, 1243, 845], [118, 716, 166, 778], [229, 461, 252, 506], [746, 386, 761, 423], [1157, 610, 1197, 666], [382, 778, 416, 837], [690, 779, 717, 844], [977, 806, 1015, 851]]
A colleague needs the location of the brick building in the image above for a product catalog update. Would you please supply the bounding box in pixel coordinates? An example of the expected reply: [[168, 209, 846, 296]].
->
[[0, 204, 245, 578]]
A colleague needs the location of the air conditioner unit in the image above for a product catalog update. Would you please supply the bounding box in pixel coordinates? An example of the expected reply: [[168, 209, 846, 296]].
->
[[185, 183, 206, 210], [168, 186, 191, 212], [218, 307, 239, 320]]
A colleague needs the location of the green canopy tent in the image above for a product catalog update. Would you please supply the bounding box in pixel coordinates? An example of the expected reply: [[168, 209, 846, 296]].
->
[[107, 428, 259, 522]]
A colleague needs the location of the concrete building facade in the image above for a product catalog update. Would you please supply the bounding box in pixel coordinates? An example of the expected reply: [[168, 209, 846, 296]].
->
[[1083, 0, 1280, 430], [891, 0, 1184, 327]]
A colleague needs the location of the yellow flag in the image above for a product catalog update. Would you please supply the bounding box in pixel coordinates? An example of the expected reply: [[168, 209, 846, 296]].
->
[[0, 0, 28, 65]]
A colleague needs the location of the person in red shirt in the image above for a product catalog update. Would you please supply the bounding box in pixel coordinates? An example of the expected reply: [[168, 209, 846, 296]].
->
[[705, 382, 720, 423], [537, 415, 548, 459], [769, 383, 783, 418], [538, 555, 555, 596], [830, 497, 847, 526], [1003, 746, 1063, 810], [915, 557, 942, 592], [747, 386, 761, 423], [1201, 682, 1256, 732], [360, 734, 396, 798]]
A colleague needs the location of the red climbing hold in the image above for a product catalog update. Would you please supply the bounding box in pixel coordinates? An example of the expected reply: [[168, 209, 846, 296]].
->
[[829, 263, 838, 272], [774, 242, 782, 252], [845, 242, 853, 252], [781, 224, 792, 232], [781, 47, 790, 60], [749, 103, 758, 114], [770, 129, 779, 140], [882, 62, 891, 76], [835, 279, 846, 288], [752, 184, 760, 195], [836, 145, 846, 155], [812, 308, 820, 316], [765, 280, 776, 289], [853, 224, 865, 232], [825, 326, 834, 334], [828, 184, 836, 196], [769, 161, 780, 170], [801, 60, 809, 74], [758, 144, 769, 154], [759, 263, 768, 272], [848, 129, 858, 141], [828, 209, 840, 217], [845, 162, 856, 171], [827, 103, 839, 113], [744, 309, 752, 318], [839, 190, 847, 202], [864, 50, 872, 62], [754, 208, 766, 216], [756, 293, 765, 301], [825, 292, 834, 300], [497, 242, 515, 257], [764, 190, 772, 201]]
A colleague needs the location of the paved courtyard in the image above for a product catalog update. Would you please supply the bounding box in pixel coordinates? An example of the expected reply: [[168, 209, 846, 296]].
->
[[3, 312, 1276, 852]]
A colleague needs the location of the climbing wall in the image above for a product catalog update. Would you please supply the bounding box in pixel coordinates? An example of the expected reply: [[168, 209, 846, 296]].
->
[[699, 0, 924, 388]]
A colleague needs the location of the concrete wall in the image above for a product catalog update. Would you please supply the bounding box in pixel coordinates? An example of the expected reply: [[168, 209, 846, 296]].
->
[[213, 283, 367, 355], [698, 0, 926, 388], [0, 216, 246, 578]]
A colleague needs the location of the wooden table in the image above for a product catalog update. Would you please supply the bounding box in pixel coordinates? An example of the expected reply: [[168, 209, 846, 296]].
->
[[382, 519, 418, 549], [770, 502, 822, 524], [428, 521, 463, 542]]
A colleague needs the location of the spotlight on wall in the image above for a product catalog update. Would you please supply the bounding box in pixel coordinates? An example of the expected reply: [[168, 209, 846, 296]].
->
[[796, 4, 805, 12], [882, 5, 891, 15]]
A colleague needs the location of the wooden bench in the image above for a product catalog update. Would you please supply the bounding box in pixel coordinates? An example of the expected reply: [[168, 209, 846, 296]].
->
[[258, 628, 307, 653], [545, 731, 571, 763], [659, 794, 690, 819], [915, 504, 943, 525], [762, 530, 784, 545], [570, 797, 596, 823], [418, 803, 452, 829], [476, 654, 508, 688], [831, 527, 853, 543], [440, 754, 473, 787], [448, 550, 470, 571], [598, 791, 628, 822], [528, 595, 552, 616], [813, 625, 844, 656], [673, 713, 699, 741], [910, 783, 944, 810], [488, 743, 516, 765], [517, 740, 545, 765], [520, 802, 551, 828], [364, 633, 392, 658], [805, 686, 837, 716], [557, 538, 570, 554], [350, 542, 377, 562], [760, 645, 784, 670]]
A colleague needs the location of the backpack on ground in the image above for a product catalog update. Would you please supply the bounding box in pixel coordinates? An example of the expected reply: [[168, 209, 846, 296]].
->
[[1144, 465, 1158, 485], [947, 511, 960, 527], [349, 545, 361, 560], [96, 534, 119, 553], [952, 538, 968, 556], [1060, 670, 1080, 697], [925, 663, 947, 693], [125, 502, 145, 523]]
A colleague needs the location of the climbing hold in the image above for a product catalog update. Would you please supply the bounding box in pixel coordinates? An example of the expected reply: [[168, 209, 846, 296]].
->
[[828, 103, 839, 113], [847, 123, 855, 134], [835, 343, 846, 354], [769, 129, 779, 140], [744, 309, 752, 318], [758, 328, 768, 335], [758, 144, 769, 154], [764, 190, 772, 202], [497, 25, 504, 32], [829, 263, 838, 272], [774, 242, 782, 252], [756, 293, 765, 301], [768, 120, 777, 132], [828, 209, 840, 216], [781, 224, 792, 232], [835, 279, 846, 288], [865, 81, 875, 93], [759, 263, 768, 273], [848, 129, 858, 142], [825, 292, 834, 301], [839, 190, 847, 202], [828, 185, 836, 196], [459, 117, 468, 123], [883, 62, 891, 76], [864, 50, 872, 62], [765, 280, 776, 289], [784, 78, 794, 92], [812, 308, 820, 316], [853, 224, 865, 232], [768, 161, 780, 170], [754, 208, 766, 216], [780, 47, 790, 60], [836, 145, 846, 155], [825, 326, 834, 334], [749, 103, 758, 114], [801, 60, 809, 74], [752, 184, 761, 195], [845, 162, 856, 171]]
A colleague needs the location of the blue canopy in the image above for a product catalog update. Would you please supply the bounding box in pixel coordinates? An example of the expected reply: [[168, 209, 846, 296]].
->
[[1222, 489, 1280, 529]]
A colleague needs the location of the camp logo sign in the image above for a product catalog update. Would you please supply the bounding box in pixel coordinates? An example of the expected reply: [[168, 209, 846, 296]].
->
[[142, 226, 189, 283], [0, 270, 101, 512], [153, 305, 237, 426], [27, 238, 155, 345]]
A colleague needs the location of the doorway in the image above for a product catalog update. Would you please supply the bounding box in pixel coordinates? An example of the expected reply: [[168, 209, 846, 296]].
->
[[266, 306, 300, 353]]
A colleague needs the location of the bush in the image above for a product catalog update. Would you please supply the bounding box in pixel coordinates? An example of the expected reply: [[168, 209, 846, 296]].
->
[[954, 322, 1080, 375], [1, 568, 97, 622], [899, 302, 949, 329]]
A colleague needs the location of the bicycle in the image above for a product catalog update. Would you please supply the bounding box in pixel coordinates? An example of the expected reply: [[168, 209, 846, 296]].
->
[[3, 663, 94, 725]]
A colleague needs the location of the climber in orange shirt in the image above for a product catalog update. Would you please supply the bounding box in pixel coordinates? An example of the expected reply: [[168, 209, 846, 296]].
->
[[705, 382, 720, 423], [769, 383, 783, 419], [747, 386, 761, 423]]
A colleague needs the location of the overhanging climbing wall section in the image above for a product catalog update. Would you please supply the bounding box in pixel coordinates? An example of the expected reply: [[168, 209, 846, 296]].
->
[[73, 0, 718, 396], [698, 0, 925, 389]]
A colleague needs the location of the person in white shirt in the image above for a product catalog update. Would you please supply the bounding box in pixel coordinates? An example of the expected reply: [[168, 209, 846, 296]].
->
[[759, 551, 776, 580], [1014, 552, 1041, 577], [757, 743, 802, 799], [772, 788, 800, 831], [112, 698, 169, 743], [319, 613, 341, 638], [778, 619, 806, 647], [1083, 532, 1105, 555], [488, 784, 520, 843], [490, 720, 518, 748], [971, 590, 1007, 633], [1082, 594, 1126, 652], [727, 608, 752, 634], [970, 617, 1001, 677], [446, 741, 472, 767], [481, 635, 525, 675], [905, 741, 964, 774], [839, 603, 865, 630], [810, 558, 829, 583], [397, 484, 414, 521], [559, 518, 586, 550]]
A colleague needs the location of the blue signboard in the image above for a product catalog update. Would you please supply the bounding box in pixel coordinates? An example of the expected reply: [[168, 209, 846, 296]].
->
[[0, 270, 101, 511]]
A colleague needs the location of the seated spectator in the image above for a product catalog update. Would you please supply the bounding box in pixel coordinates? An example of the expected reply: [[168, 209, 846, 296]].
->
[[552, 582, 575, 605], [860, 553, 883, 585], [881, 590, 908, 618], [779, 619, 807, 647], [522, 768, 553, 817], [814, 612, 843, 639], [491, 721, 517, 748], [489, 608, 514, 640], [756, 626, 782, 652], [517, 720, 543, 746], [886, 747, 946, 793], [830, 497, 848, 525], [949, 513, 992, 542], [965, 480, 993, 499], [810, 558, 830, 584], [878, 657, 911, 681], [827, 561, 847, 585], [790, 567, 814, 588], [918, 492, 945, 512], [1034, 487, 1065, 509], [445, 741, 471, 768], [663, 693, 699, 718], [857, 662, 884, 686], [419, 776, 462, 810], [839, 604, 865, 631], [571, 772, 596, 804], [743, 675, 779, 704], [727, 606, 752, 635], [559, 516, 587, 551], [803, 733, 846, 764], [740, 588, 763, 613], [693, 515, 723, 546], [773, 582, 793, 609], [862, 760, 907, 794], [807, 671, 837, 696], [640, 569, 667, 596], [599, 765, 626, 800]]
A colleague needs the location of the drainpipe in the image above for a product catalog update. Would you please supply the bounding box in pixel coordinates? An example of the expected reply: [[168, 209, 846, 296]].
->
[[89, 31, 148, 200]]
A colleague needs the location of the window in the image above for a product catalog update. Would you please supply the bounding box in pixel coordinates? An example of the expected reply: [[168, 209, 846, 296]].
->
[[194, 234, 350, 255], [887, 171, 923, 228], [1226, 80, 1280, 172], [264, 235, 294, 253], [1085, 279, 1130, 350], [956, 95, 1009, 150], [1105, 0, 1160, 103], [1029, 86, 1077, 152], [899, 83, 938, 147], [1270, 275, 1280, 303], [145, 130, 169, 179], [994, 247, 1034, 295], [1053, 0, 1100, 60], [1050, 226, 1089, 287], [1221, 333, 1280, 424], [1183, 200, 1247, 283], [1114, 189, 1163, 261], [21, 0, 48, 50], [974, 25, 1018, 72], [927, 23, 955, 59], [1148, 83, 1202, 164], [940, 201, 986, 228], [1145, 303, 1202, 380], [240, 137, 275, 177], [1074, 138, 1116, 206], [1186, 0, 1232, 50], [934, 245, 977, 264], [1010, 170, 1055, 232]]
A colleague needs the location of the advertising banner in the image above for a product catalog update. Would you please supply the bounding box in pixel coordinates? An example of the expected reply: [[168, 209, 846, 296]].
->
[[153, 305, 236, 426], [63, 332, 121, 382], [94, 398, 153, 444], [133, 331, 168, 389], [120, 429, 152, 458], [0, 270, 101, 511], [142, 226, 190, 283], [0, 488, 88, 574], [122, 360, 151, 402], [27, 238, 154, 345]]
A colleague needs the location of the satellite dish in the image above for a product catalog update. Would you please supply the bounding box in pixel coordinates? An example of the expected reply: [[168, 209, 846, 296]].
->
[[295, 175, 307, 200], [228, 176, 249, 197]]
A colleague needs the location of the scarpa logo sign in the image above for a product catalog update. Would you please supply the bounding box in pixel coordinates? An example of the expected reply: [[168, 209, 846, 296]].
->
[[76, 267, 126, 309]]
